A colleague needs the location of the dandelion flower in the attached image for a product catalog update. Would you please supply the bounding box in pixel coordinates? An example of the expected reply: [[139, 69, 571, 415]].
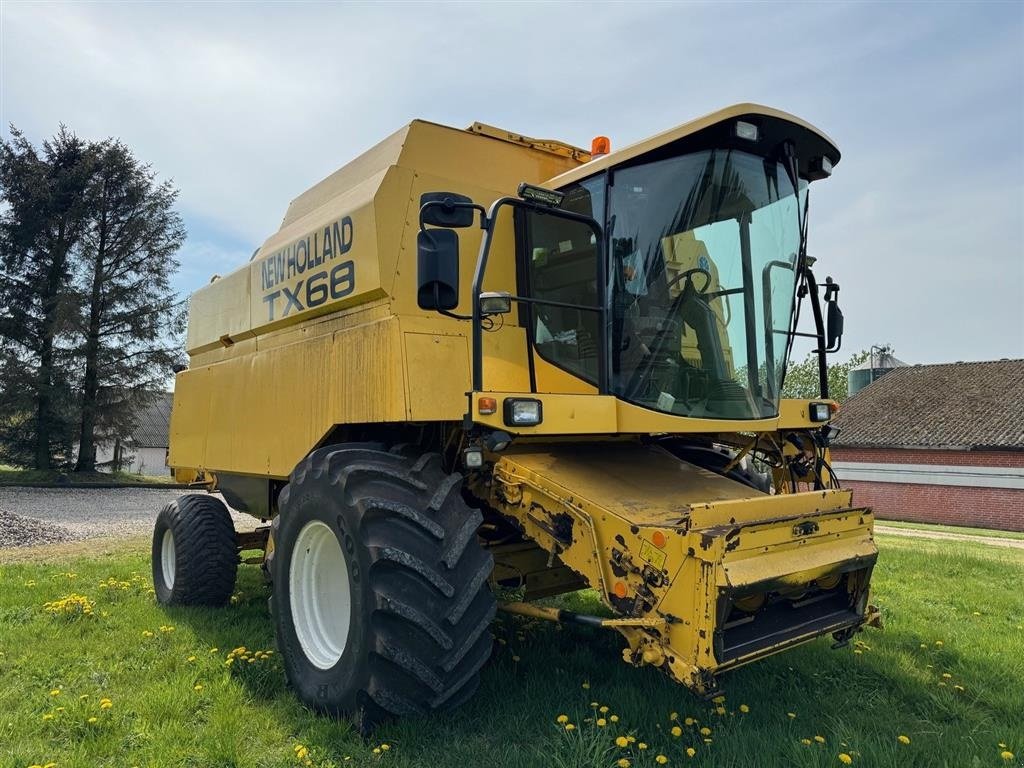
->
[[815, 736, 826, 744], [600, 705, 609, 714], [739, 704, 749, 713], [380, 745, 390, 752], [597, 718, 607, 727], [670, 711, 678, 721], [999, 743, 1007, 749], [1000, 751, 1014, 761], [700, 727, 711, 736], [787, 712, 797, 719], [898, 735, 911, 745], [671, 726, 683, 737], [712, 695, 725, 704], [684, 717, 696, 726], [686, 747, 696, 758], [715, 706, 725, 715], [99, 698, 112, 709], [582, 681, 591, 689], [296, 747, 309, 759], [42, 713, 54, 721], [627, 736, 636, 744], [839, 754, 852, 764], [556, 714, 568, 724], [655, 756, 668, 765], [142, 630, 154, 638], [88, 716, 98, 723], [801, 739, 812, 746], [590, 701, 599, 708], [193, 684, 203, 692], [941, 673, 952, 679], [187, 656, 196, 662], [935, 640, 943, 646], [617, 760, 630, 768], [511, 655, 520, 662], [373, 748, 381, 755], [616, 736, 629, 748], [610, 714, 619, 723], [638, 743, 647, 750], [49, 689, 61, 696], [564, 723, 575, 731]]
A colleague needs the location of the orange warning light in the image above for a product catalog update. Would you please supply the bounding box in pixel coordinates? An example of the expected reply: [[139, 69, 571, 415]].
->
[[613, 581, 627, 598], [591, 136, 611, 157], [652, 530, 667, 548]]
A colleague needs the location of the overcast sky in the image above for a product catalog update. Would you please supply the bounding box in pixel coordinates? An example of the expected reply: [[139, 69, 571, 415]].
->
[[2, 1, 1022, 364]]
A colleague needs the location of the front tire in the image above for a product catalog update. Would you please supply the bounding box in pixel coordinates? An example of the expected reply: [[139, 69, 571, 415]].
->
[[152, 494, 238, 606], [271, 445, 495, 732]]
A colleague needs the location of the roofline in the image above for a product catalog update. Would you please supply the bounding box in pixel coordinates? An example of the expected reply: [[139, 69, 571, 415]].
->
[[544, 103, 839, 188], [832, 442, 1024, 452]]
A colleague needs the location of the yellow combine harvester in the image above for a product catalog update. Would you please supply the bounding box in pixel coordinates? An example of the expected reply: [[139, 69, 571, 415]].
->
[[153, 104, 879, 730]]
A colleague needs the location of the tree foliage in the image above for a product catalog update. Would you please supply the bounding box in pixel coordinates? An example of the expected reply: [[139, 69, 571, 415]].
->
[[781, 347, 893, 402], [0, 126, 184, 470]]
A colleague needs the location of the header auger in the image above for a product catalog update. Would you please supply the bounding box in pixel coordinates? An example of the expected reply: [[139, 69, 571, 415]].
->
[[154, 104, 879, 731]]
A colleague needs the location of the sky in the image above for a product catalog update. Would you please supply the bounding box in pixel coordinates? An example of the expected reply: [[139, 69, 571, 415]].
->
[[2, 1, 1022, 365]]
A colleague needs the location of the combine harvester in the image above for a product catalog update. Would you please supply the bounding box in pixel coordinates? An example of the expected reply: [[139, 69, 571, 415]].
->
[[154, 104, 880, 730]]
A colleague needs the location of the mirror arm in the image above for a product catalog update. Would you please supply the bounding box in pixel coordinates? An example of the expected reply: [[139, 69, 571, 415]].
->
[[418, 200, 488, 231], [803, 266, 830, 399]]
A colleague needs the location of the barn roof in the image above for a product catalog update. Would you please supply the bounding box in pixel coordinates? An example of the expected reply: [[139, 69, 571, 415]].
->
[[832, 359, 1024, 451]]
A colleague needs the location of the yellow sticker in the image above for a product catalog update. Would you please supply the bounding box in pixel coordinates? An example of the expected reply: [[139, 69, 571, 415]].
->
[[638, 539, 667, 571]]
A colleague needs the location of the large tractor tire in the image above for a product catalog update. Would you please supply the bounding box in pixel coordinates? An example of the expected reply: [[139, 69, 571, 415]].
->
[[271, 445, 495, 732], [152, 494, 238, 606]]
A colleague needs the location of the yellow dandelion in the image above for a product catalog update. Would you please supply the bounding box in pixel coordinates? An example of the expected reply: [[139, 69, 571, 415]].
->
[[999, 743, 1007, 749], [597, 718, 607, 727], [610, 714, 619, 723], [99, 698, 112, 709], [582, 681, 591, 689], [787, 712, 797, 719], [854, 649, 863, 655], [600, 705, 609, 714], [935, 640, 943, 646], [801, 739, 812, 746], [556, 714, 569, 724], [590, 701, 599, 708], [55, 707, 64, 712], [617, 759, 630, 768], [700, 727, 711, 736], [88, 716, 98, 723], [627, 736, 636, 744], [372, 748, 381, 755], [898, 735, 911, 745], [193, 684, 203, 691], [715, 706, 725, 715], [670, 711, 678, 721], [564, 723, 575, 731], [656, 757, 668, 765], [142, 630, 153, 638], [941, 673, 952, 679], [686, 747, 696, 758], [739, 704, 749, 713], [1000, 751, 1014, 761], [671, 726, 683, 737], [638, 742, 648, 750], [684, 716, 696, 726], [712, 695, 725, 704], [815, 735, 826, 744], [954, 685, 965, 692], [42, 713, 54, 721], [839, 754, 852, 765], [296, 746, 309, 759], [187, 656, 197, 662], [616, 736, 629, 748], [380, 744, 391, 751], [49, 689, 60, 696], [225, 658, 235, 666]]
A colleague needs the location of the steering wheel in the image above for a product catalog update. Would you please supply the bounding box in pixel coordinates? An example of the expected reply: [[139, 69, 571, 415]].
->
[[665, 267, 712, 296]]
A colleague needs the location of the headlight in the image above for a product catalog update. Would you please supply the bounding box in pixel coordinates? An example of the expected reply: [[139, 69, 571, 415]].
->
[[809, 402, 832, 422], [503, 398, 543, 427]]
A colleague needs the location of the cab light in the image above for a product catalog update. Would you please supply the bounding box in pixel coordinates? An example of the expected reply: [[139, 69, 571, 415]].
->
[[478, 397, 497, 415], [809, 402, 832, 422], [735, 120, 759, 142], [463, 446, 484, 469], [503, 398, 543, 427]]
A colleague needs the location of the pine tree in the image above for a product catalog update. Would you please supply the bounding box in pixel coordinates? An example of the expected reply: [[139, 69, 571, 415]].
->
[[73, 140, 185, 472], [0, 127, 95, 469]]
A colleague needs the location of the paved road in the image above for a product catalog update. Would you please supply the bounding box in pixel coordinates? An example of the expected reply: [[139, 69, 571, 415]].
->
[[875, 525, 1024, 550], [0, 487, 258, 547]]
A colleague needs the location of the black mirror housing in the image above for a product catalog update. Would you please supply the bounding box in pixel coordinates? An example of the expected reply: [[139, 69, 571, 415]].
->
[[826, 300, 844, 349], [417, 229, 460, 310], [420, 192, 476, 228]]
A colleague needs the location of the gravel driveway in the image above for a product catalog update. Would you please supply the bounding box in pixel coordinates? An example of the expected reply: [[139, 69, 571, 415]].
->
[[0, 487, 258, 548]]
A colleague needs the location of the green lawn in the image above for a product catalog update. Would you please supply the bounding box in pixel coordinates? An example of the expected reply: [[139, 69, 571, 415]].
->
[[0, 466, 177, 487], [1, 535, 1021, 768], [876, 520, 1024, 542]]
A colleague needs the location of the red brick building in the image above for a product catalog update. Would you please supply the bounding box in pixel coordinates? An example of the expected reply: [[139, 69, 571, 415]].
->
[[830, 359, 1024, 532]]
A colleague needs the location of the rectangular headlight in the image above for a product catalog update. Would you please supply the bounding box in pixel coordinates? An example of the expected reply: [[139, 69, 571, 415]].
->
[[809, 402, 832, 422], [735, 120, 759, 142], [503, 398, 543, 427]]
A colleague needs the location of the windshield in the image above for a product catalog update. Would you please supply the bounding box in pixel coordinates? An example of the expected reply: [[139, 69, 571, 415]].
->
[[608, 149, 805, 419]]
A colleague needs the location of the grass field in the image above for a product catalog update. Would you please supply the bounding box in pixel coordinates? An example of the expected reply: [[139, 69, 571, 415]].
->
[[1, 534, 1021, 768], [876, 520, 1024, 542], [0, 466, 177, 487]]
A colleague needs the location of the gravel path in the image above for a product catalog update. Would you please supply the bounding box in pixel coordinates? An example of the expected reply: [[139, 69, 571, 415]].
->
[[0, 487, 259, 548]]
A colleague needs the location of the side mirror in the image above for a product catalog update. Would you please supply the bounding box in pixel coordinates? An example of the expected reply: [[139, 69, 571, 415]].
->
[[420, 192, 476, 228], [824, 277, 843, 351], [417, 229, 460, 310]]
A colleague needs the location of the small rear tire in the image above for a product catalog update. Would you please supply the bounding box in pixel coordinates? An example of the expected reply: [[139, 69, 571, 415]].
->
[[152, 494, 238, 606], [271, 445, 495, 732]]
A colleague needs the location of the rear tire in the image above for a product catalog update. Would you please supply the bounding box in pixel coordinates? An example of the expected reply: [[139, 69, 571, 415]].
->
[[271, 445, 495, 732], [152, 494, 238, 606]]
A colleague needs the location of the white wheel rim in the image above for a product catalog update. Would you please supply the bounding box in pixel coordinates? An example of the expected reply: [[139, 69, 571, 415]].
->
[[289, 520, 352, 670], [161, 529, 176, 589]]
